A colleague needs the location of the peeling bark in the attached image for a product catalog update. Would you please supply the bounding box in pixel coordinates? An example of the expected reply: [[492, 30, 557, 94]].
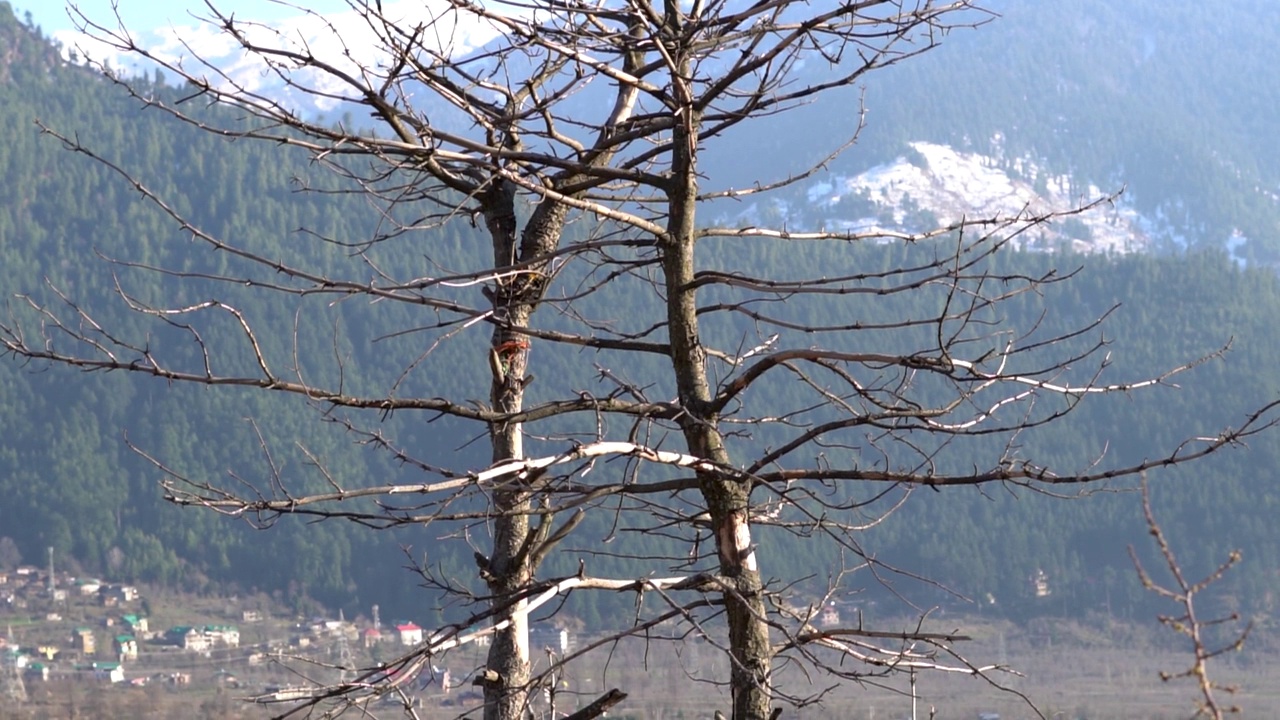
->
[[482, 179, 536, 720], [480, 177, 572, 720]]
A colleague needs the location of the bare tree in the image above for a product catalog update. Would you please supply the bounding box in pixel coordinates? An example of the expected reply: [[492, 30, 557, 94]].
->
[[5, 1, 1279, 719], [1131, 474, 1250, 719]]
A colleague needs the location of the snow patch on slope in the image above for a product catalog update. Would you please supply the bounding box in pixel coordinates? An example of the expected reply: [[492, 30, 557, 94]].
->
[[793, 142, 1150, 254]]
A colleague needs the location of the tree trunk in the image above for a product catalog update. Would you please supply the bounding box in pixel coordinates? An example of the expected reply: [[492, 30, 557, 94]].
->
[[662, 95, 772, 720], [480, 186, 569, 720], [482, 180, 534, 720]]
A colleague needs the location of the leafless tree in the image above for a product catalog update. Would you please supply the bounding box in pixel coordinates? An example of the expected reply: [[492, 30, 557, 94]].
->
[[5, 1, 1279, 719], [1131, 474, 1250, 720]]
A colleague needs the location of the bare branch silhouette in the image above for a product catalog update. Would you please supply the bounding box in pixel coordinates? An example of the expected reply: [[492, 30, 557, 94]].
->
[[1131, 473, 1251, 720], [3, 1, 1275, 719]]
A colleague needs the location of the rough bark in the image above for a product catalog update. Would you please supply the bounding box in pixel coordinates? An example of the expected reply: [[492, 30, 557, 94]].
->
[[482, 179, 534, 720], [662, 73, 773, 720], [481, 182, 569, 720]]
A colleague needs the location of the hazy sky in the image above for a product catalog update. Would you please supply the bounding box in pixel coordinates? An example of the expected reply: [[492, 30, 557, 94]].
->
[[24, 1, 349, 35], [23, 0, 503, 103]]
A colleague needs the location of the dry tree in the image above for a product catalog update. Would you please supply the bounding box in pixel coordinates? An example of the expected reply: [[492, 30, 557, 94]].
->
[[4, 1, 1278, 719], [1131, 474, 1251, 720]]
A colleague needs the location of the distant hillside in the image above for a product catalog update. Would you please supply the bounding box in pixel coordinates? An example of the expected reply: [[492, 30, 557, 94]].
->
[[4, 2, 1280, 631], [837, 0, 1280, 261], [44, 0, 1280, 260], [694, 0, 1280, 262]]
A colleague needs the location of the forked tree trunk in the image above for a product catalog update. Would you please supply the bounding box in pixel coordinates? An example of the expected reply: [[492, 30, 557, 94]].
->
[[480, 186, 571, 720], [482, 182, 535, 720]]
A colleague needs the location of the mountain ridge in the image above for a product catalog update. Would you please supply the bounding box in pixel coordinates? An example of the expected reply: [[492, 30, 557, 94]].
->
[[47, 0, 1280, 261]]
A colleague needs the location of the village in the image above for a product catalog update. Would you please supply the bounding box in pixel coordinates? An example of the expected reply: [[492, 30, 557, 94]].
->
[[0, 562, 527, 712], [0, 560, 884, 716]]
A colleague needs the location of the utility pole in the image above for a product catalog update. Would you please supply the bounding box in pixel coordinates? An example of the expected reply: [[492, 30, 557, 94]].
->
[[334, 609, 354, 684], [909, 667, 917, 720], [1, 626, 27, 704]]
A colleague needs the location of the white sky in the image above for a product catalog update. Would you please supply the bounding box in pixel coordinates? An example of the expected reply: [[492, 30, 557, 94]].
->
[[22, 0, 506, 111], [22, 1, 349, 36]]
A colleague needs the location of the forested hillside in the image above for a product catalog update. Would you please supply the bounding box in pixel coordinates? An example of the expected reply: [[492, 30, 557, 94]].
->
[[713, 0, 1280, 263], [37, 0, 1280, 261], [3, 2, 1280, 628]]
